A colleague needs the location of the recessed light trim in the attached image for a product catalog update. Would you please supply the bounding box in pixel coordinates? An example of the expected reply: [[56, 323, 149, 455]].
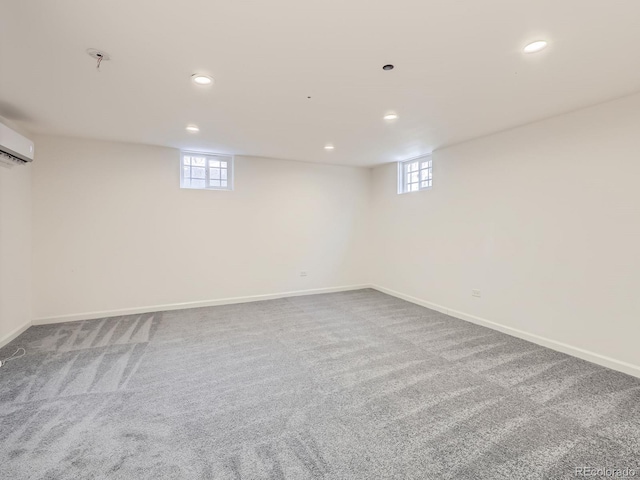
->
[[523, 40, 548, 54], [324, 145, 335, 150], [186, 125, 200, 133], [384, 113, 398, 120], [382, 64, 394, 71], [191, 74, 213, 85]]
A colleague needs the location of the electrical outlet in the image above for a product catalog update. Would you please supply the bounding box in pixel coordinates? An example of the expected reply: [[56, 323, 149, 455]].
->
[[472, 289, 481, 298], [300, 271, 308, 277]]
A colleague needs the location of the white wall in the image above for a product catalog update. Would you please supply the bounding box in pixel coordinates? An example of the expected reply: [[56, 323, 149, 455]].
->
[[0, 154, 32, 345], [32, 136, 370, 321], [370, 93, 640, 372]]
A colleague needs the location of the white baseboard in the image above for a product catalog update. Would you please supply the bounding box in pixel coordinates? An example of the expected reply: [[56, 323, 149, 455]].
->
[[33, 284, 371, 325], [372, 285, 450, 315], [31, 283, 640, 379], [0, 320, 32, 348], [371, 284, 640, 379]]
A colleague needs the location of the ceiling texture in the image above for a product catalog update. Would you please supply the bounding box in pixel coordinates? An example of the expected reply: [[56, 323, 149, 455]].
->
[[1, 0, 640, 166]]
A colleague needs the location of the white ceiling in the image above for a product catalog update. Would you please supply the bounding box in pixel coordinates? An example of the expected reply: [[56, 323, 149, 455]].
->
[[1, 0, 640, 167]]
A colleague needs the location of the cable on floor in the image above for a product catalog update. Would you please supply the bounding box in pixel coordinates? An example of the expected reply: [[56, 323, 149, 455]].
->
[[0, 347, 26, 368]]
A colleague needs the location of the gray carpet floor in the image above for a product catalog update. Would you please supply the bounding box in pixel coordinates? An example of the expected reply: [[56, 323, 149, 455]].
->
[[1, 289, 639, 479]]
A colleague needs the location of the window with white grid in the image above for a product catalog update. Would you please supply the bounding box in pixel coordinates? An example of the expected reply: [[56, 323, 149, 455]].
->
[[181, 152, 233, 190], [398, 156, 432, 194]]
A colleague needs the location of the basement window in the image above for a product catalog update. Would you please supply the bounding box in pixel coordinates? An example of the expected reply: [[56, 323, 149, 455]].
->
[[181, 152, 233, 190], [398, 155, 432, 194]]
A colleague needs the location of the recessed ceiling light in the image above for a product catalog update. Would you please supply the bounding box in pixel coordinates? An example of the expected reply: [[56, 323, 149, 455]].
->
[[186, 125, 200, 133], [191, 74, 213, 85], [324, 145, 334, 150], [523, 40, 548, 54], [384, 113, 398, 120], [382, 64, 394, 71]]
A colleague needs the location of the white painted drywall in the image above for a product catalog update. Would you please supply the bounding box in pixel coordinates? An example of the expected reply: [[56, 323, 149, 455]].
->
[[32, 136, 371, 321], [0, 152, 32, 345], [370, 92, 640, 368]]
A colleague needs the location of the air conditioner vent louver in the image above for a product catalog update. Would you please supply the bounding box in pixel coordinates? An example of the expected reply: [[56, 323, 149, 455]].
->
[[0, 150, 28, 166]]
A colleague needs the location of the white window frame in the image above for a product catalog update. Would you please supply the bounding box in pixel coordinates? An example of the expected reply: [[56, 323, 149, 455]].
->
[[397, 155, 432, 194], [180, 151, 234, 191]]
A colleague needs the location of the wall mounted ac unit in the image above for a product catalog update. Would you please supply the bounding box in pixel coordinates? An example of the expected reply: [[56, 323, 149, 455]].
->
[[0, 122, 34, 168]]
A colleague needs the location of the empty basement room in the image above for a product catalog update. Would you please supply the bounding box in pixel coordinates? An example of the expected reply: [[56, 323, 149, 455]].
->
[[2, 1, 640, 479]]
